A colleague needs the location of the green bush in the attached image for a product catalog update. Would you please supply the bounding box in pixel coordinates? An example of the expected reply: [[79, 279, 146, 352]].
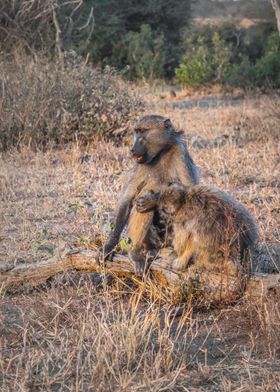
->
[[0, 53, 142, 151], [254, 32, 280, 88], [224, 32, 280, 88], [211, 32, 231, 82], [175, 33, 230, 86], [242, 24, 275, 63], [124, 24, 166, 81], [175, 36, 212, 86], [0, 0, 191, 80], [224, 55, 254, 87], [176, 26, 280, 89], [89, 0, 191, 79]]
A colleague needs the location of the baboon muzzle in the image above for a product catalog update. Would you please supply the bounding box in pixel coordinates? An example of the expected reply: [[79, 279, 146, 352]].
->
[[131, 140, 148, 164]]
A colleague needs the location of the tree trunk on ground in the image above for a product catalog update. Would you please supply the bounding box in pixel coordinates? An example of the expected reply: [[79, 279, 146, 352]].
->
[[1, 247, 279, 302]]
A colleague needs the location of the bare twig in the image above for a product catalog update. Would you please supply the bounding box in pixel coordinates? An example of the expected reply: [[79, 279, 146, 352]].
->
[[52, 3, 63, 63]]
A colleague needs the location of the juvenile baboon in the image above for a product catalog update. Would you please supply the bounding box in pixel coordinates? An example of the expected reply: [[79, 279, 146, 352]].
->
[[136, 183, 258, 277], [100, 115, 199, 275]]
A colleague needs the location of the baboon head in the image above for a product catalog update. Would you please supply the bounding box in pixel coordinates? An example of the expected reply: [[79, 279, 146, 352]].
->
[[160, 183, 186, 215], [131, 115, 176, 164]]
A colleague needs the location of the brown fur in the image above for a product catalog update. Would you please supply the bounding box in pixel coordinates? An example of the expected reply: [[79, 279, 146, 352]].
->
[[136, 183, 258, 279], [100, 115, 199, 276]]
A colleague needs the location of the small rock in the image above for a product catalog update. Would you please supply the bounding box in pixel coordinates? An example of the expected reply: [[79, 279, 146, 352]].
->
[[80, 154, 91, 163]]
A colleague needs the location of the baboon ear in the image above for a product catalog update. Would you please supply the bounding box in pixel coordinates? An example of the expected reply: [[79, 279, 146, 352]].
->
[[164, 118, 172, 129]]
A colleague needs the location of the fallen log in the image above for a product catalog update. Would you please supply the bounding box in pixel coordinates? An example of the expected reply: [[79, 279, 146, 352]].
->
[[0, 247, 279, 302], [0, 247, 180, 290]]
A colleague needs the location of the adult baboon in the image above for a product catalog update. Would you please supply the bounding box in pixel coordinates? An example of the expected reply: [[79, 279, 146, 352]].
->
[[100, 115, 199, 275], [136, 183, 258, 277]]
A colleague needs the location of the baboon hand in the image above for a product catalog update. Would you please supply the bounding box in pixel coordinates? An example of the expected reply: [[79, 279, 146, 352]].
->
[[136, 190, 159, 213]]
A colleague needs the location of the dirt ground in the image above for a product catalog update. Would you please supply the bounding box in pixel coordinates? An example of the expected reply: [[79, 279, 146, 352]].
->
[[0, 93, 280, 391]]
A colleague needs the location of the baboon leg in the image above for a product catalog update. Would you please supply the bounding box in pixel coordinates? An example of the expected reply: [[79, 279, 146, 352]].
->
[[127, 206, 154, 276], [142, 225, 162, 252], [171, 242, 196, 271]]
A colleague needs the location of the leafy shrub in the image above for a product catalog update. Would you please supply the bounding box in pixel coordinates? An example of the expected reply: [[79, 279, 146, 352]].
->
[[224, 32, 280, 88], [241, 24, 275, 63], [176, 25, 280, 89], [211, 32, 231, 82], [0, 53, 142, 151], [89, 0, 191, 77], [224, 54, 254, 87], [124, 24, 166, 81], [254, 32, 280, 88], [175, 36, 212, 86], [175, 33, 230, 86]]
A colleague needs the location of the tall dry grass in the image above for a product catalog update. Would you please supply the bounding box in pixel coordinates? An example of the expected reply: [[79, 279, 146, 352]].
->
[[0, 52, 142, 151], [1, 281, 280, 391]]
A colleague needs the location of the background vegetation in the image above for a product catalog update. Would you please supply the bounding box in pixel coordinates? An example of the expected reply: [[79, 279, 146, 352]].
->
[[0, 0, 279, 151], [1, 0, 279, 85], [0, 52, 141, 151], [176, 24, 280, 88]]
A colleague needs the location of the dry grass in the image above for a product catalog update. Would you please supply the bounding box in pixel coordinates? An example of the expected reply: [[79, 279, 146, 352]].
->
[[1, 94, 280, 390], [0, 53, 141, 150]]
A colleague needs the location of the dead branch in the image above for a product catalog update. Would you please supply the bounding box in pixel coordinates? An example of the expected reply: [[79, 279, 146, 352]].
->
[[0, 248, 180, 289], [0, 247, 279, 301], [52, 4, 63, 62]]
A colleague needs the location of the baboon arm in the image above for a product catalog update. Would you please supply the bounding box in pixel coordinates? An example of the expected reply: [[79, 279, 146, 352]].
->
[[103, 169, 146, 254], [103, 200, 132, 254]]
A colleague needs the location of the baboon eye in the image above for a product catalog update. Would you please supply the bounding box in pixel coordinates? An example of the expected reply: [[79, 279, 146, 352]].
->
[[136, 128, 148, 134], [164, 119, 171, 128]]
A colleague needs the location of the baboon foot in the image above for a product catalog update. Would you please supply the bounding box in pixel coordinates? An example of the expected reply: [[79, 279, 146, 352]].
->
[[129, 253, 150, 278], [171, 257, 187, 271], [135, 261, 146, 278], [96, 248, 115, 265]]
